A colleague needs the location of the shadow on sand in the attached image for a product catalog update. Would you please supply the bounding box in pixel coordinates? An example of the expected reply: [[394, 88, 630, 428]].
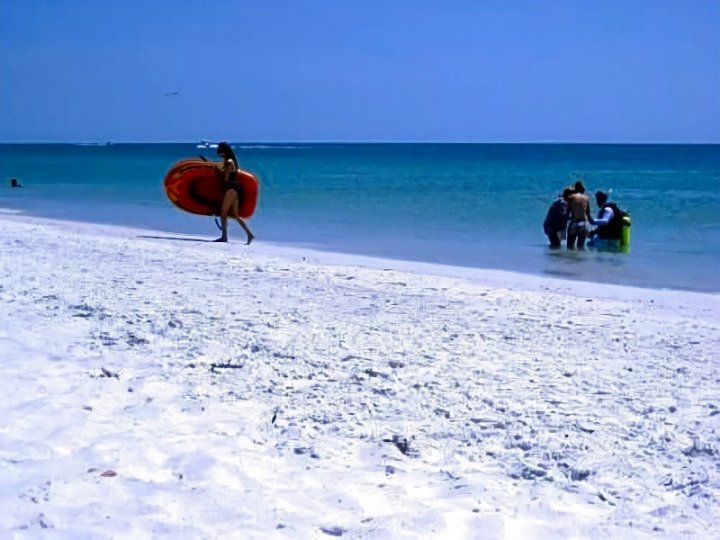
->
[[138, 235, 211, 243]]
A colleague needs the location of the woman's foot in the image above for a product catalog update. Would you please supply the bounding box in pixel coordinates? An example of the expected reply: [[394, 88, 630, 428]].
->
[[245, 233, 255, 245], [214, 236, 228, 243]]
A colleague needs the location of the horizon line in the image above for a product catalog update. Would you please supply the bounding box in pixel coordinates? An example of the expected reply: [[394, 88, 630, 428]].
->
[[1, 140, 719, 146]]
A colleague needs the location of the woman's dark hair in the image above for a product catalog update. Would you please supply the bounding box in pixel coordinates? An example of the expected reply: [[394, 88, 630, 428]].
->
[[216, 142, 238, 168], [574, 181, 585, 194], [562, 187, 573, 199], [595, 191, 608, 205]]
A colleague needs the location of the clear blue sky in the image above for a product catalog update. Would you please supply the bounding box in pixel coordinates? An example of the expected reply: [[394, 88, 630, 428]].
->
[[1, 0, 719, 143]]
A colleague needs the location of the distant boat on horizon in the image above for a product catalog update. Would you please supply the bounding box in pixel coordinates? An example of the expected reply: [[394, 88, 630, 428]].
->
[[74, 141, 112, 147], [197, 139, 218, 149]]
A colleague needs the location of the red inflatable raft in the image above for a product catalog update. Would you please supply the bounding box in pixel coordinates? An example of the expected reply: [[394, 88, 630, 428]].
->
[[163, 159, 259, 218]]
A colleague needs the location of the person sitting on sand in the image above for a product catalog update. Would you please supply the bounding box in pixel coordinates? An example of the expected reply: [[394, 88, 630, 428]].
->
[[566, 181, 591, 250], [214, 142, 255, 244], [543, 188, 572, 248]]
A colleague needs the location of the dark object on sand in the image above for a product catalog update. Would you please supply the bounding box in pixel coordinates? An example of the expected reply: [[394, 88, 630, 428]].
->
[[383, 434, 419, 457]]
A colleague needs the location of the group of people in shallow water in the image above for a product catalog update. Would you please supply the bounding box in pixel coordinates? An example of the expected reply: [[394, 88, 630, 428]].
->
[[543, 181, 628, 250]]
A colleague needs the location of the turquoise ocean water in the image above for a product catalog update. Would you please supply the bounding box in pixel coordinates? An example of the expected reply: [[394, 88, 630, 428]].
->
[[1, 143, 719, 292]]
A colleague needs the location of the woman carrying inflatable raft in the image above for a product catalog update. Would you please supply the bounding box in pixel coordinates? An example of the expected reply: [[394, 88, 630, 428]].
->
[[587, 190, 631, 252], [214, 142, 255, 244]]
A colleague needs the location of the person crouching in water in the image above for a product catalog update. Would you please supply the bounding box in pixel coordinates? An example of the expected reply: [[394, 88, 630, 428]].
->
[[589, 191, 623, 245], [215, 142, 255, 244], [566, 181, 591, 249], [543, 187, 572, 248]]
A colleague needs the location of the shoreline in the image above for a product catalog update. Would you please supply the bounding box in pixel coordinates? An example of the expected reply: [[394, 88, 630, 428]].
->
[[3, 140, 719, 295], [1, 213, 719, 537], [2, 210, 719, 305]]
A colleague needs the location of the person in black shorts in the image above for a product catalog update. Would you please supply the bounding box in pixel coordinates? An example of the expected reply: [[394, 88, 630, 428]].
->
[[214, 142, 255, 244]]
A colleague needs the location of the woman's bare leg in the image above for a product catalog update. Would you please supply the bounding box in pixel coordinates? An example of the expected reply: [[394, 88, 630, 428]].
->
[[231, 198, 255, 245], [214, 190, 238, 242]]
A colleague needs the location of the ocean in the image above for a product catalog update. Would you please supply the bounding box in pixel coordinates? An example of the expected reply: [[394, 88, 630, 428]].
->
[[1, 143, 719, 292]]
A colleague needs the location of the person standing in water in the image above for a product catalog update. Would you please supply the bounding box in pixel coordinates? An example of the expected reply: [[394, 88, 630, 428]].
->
[[566, 181, 591, 250], [543, 187, 572, 248], [214, 142, 255, 244]]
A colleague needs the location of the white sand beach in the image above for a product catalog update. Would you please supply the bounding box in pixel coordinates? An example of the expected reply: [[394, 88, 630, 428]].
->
[[1, 214, 718, 539]]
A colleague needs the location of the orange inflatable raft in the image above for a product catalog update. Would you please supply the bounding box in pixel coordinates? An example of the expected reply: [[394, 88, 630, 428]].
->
[[163, 159, 259, 218]]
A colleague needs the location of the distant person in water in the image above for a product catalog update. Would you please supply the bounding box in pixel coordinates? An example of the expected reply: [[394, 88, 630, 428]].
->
[[10, 178, 22, 188], [214, 142, 254, 244], [566, 181, 591, 249], [543, 187, 572, 248]]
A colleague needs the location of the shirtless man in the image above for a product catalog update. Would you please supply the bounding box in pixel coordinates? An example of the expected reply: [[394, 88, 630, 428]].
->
[[566, 181, 591, 249]]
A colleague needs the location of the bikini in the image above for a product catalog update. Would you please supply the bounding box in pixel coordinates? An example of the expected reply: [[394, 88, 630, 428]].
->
[[224, 160, 243, 198]]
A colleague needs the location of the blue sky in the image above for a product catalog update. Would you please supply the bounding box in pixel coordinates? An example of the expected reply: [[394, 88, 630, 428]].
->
[[1, 1, 719, 143]]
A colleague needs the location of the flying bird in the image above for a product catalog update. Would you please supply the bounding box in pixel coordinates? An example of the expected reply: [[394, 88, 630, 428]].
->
[[163, 91, 180, 97]]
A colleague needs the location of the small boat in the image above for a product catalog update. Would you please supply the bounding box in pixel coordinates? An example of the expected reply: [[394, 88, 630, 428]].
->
[[197, 139, 218, 149]]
